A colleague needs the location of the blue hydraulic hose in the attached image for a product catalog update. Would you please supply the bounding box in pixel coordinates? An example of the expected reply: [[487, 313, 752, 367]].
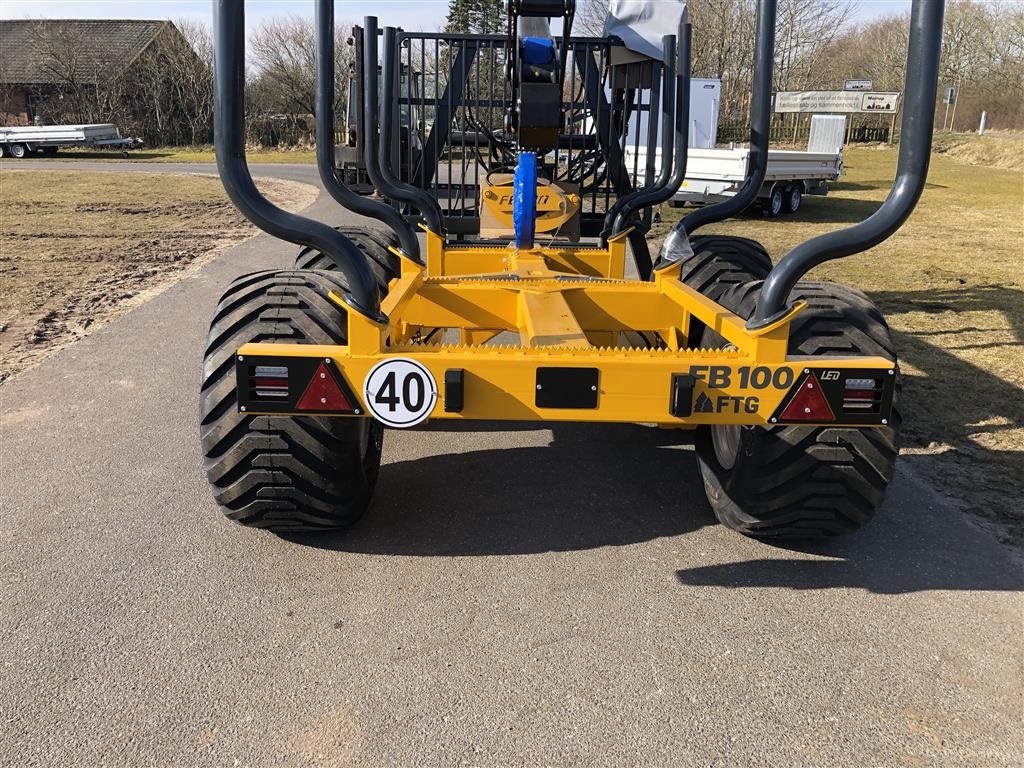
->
[[513, 151, 537, 250]]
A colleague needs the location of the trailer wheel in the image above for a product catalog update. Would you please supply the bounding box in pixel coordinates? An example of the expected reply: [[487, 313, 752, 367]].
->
[[761, 185, 784, 217], [694, 280, 900, 538], [678, 236, 772, 302], [783, 182, 803, 213], [7, 143, 27, 159], [295, 226, 399, 294], [200, 269, 384, 533]]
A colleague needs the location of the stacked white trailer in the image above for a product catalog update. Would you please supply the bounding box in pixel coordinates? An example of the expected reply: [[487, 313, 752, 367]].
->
[[0, 124, 140, 159]]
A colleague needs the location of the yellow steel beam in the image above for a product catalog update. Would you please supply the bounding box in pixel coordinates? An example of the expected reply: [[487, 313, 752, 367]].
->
[[397, 279, 688, 339], [236, 340, 896, 427], [286, 231, 896, 429], [427, 241, 626, 280], [517, 289, 590, 347]]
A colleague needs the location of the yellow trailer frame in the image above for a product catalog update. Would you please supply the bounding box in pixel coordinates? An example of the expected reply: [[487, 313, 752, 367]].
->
[[235, 231, 896, 428]]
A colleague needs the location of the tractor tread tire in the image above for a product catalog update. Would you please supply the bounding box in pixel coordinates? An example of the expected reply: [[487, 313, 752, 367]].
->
[[295, 226, 399, 294], [680, 235, 773, 302], [696, 280, 901, 538], [200, 269, 384, 533]]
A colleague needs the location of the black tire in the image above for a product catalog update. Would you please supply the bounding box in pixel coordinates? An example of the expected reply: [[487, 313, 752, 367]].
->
[[695, 280, 901, 538], [8, 143, 27, 159], [200, 269, 385, 533], [295, 226, 399, 294], [783, 182, 803, 213], [679, 235, 773, 302], [761, 185, 784, 217]]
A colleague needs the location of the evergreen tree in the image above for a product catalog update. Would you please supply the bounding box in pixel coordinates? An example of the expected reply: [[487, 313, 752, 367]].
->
[[470, 0, 507, 34], [446, 0, 506, 34], [444, 0, 473, 33]]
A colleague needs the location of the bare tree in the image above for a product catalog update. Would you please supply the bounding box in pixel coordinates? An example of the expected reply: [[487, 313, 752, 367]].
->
[[170, 19, 215, 145], [24, 21, 127, 126], [250, 17, 319, 118], [246, 16, 355, 145], [773, 0, 854, 91], [820, 0, 1024, 131], [575, 0, 610, 37], [116, 21, 215, 145]]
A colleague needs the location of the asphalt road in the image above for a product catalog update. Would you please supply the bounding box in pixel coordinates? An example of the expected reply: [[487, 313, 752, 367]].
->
[[2, 161, 1021, 767]]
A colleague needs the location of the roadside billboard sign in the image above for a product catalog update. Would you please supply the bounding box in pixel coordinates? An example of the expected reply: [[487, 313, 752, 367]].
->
[[844, 79, 873, 91], [774, 91, 901, 114]]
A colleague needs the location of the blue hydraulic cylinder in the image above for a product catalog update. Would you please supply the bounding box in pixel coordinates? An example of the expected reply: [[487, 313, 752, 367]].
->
[[513, 151, 538, 250]]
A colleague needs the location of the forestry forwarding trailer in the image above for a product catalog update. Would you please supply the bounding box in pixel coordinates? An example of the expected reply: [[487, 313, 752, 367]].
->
[[201, 0, 945, 538]]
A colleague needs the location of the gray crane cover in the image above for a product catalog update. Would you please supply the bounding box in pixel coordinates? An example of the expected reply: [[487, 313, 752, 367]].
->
[[603, 0, 688, 62]]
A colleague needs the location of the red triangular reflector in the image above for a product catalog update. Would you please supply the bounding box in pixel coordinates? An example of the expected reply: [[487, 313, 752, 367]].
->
[[779, 372, 835, 422], [296, 363, 355, 412]]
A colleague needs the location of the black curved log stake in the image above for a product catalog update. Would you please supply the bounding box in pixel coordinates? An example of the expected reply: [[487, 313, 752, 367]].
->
[[213, 0, 385, 322], [362, 17, 445, 235], [314, 0, 422, 264], [750, 0, 945, 328], [668, 0, 776, 246]]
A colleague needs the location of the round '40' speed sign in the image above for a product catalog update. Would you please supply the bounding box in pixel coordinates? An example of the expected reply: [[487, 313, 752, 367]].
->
[[363, 358, 438, 428]]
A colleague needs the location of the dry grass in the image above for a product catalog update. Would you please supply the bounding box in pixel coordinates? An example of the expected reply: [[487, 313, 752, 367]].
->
[[930, 131, 1024, 171], [0, 170, 318, 381], [653, 145, 1024, 543]]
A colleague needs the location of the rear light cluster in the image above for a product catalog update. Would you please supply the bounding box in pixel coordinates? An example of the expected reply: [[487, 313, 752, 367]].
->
[[771, 368, 893, 425], [842, 377, 884, 413], [252, 365, 290, 399], [239, 357, 360, 414]]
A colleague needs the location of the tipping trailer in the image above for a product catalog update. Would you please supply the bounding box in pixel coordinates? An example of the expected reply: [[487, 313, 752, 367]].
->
[[0, 123, 139, 159], [200, 0, 945, 539]]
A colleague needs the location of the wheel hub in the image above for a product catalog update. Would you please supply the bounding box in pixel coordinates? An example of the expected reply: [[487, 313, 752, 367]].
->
[[711, 424, 742, 470]]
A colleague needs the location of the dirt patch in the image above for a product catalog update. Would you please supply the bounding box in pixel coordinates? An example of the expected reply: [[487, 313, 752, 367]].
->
[[652, 146, 1024, 547], [0, 170, 318, 382]]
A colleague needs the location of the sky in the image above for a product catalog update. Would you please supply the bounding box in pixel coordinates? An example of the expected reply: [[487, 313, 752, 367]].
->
[[0, 0, 915, 30]]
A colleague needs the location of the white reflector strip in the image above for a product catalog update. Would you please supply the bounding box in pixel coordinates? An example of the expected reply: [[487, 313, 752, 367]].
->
[[844, 377, 878, 390], [255, 365, 289, 379]]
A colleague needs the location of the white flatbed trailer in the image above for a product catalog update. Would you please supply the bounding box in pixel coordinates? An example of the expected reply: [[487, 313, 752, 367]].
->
[[628, 144, 844, 217], [672, 146, 843, 216], [0, 124, 140, 159]]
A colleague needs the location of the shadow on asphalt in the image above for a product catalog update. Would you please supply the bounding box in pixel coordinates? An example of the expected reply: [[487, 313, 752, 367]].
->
[[285, 424, 1022, 594], [290, 423, 712, 556], [674, 452, 1024, 595]]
